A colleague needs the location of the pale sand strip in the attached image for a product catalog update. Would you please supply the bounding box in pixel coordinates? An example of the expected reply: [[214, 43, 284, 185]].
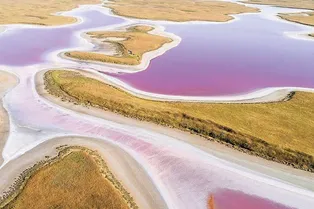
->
[[0, 71, 18, 166], [0, 136, 167, 209], [36, 69, 314, 192]]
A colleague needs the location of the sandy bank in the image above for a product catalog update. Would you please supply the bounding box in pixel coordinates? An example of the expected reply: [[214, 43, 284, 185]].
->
[[0, 71, 18, 166], [0, 136, 167, 209], [36, 69, 314, 192]]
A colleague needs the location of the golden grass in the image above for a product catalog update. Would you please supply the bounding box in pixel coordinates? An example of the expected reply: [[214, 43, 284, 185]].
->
[[244, 0, 314, 10], [1, 147, 137, 209], [65, 25, 173, 65], [0, 0, 100, 26], [279, 12, 314, 27], [44, 70, 314, 172], [104, 0, 258, 22]]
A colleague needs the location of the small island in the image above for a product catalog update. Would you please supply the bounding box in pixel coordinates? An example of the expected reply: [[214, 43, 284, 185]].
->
[[65, 25, 173, 65]]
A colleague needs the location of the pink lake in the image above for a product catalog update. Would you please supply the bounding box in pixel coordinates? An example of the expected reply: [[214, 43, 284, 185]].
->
[[1, 7, 313, 209], [0, 10, 123, 66], [113, 13, 314, 96]]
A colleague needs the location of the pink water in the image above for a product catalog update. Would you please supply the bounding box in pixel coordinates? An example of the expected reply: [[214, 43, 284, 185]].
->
[[0, 10, 123, 66], [1, 8, 314, 208], [213, 189, 294, 209], [113, 14, 314, 96]]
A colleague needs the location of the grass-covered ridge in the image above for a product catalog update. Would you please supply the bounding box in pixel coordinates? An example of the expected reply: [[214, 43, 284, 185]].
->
[[0, 146, 138, 209], [65, 25, 173, 65], [279, 12, 314, 27], [104, 0, 258, 22], [44, 70, 314, 172]]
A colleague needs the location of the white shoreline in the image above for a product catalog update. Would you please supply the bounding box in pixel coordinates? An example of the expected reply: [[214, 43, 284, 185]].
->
[[36, 69, 314, 193], [58, 23, 182, 73], [28, 68, 314, 209], [0, 2, 314, 209], [0, 136, 167, 209], [0, 71, 19, 166], [44, 3, 314, 103], [0, 1, 312, 102]]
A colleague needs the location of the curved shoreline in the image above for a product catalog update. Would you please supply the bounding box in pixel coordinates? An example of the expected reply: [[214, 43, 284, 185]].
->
[[59, 23, 181, 72], [0, 2, 313, 208], [0, 136, 167, 209], [0, 71, 18, 166], [0, 2, 309, 102], [47, 4, 314, 103], [46, 66, 314, 105], [1, 65, 312, 209], [35, 69, 314, 193]]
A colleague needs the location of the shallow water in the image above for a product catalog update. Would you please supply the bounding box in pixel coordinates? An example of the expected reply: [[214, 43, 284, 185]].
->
[[114, 14, 314, 96]]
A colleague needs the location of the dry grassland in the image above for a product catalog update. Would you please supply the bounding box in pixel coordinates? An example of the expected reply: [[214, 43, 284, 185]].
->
[[44, 70, 314, 172], [104, 0, 258, 22], [279, 12, 314, 28], [1, 147, 137, 209], [0, 0, 100, 26], [65, 25, 173, 65]]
